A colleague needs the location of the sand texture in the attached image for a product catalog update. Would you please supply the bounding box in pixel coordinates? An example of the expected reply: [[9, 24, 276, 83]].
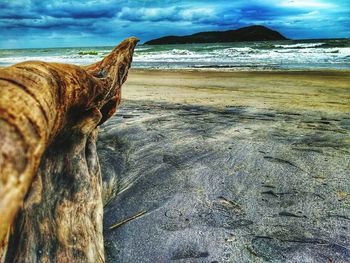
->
[[99, 70, 350, 262]]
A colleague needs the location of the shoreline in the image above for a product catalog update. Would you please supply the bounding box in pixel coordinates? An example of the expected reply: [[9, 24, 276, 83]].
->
[[2, 63, 349, 73], [131, 67, 350, 73]]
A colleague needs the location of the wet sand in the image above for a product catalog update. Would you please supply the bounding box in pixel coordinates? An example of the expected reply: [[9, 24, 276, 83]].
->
[[99, 69, 350, 262]]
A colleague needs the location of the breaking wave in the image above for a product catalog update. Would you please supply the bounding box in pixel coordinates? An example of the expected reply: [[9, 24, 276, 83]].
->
[[1, 39, 349, 70]]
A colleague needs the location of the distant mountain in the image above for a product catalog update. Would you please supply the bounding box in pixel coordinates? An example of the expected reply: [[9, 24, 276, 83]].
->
[[144, 25, 288, 45]]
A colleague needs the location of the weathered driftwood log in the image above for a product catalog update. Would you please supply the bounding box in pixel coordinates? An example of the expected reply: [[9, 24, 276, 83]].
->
[[0, 37, 138, 262]]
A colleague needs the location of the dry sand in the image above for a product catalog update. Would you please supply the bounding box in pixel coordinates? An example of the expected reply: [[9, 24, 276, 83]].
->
[[123, 69, 350, 113]]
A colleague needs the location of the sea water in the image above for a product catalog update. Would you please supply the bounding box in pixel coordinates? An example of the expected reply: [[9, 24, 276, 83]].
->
[[0, 39, 349, 70]]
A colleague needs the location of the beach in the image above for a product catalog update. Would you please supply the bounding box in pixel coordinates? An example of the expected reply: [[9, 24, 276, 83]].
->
[[123, 69, 350, 113], [99, 69, 350, 262]]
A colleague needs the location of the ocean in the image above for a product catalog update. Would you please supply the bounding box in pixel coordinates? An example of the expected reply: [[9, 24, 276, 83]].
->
[[0, 39, 349, 70]]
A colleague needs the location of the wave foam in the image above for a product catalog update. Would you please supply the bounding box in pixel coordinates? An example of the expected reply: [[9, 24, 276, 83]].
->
[[274, 43, 325, 48]]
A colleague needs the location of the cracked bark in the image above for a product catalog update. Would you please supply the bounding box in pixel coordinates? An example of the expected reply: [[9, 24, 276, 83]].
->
[[0, 37, 138, 262]]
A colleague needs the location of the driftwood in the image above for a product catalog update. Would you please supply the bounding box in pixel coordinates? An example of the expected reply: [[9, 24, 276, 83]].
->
[[0, 37, 138, 262]]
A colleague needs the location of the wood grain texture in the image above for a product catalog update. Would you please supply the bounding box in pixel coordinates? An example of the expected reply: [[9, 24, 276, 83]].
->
[[0, 37, 138, 262]]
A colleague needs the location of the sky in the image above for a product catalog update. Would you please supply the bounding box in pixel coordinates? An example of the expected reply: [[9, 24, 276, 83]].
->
[[0, 0, 349, 49]]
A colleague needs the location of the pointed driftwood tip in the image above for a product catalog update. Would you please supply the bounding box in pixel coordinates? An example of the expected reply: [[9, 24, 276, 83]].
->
[[113, 37, 140, 51], [85, 37, 139, 79], [127, 37, 140, 43]]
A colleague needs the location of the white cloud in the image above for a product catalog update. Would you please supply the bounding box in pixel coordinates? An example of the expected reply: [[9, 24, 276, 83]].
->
[[181, 7, 215, 20], [118, 6, 216, 23]]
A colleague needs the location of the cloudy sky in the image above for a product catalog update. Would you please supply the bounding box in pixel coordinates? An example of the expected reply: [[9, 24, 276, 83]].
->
[[0, 0, 349, 48]]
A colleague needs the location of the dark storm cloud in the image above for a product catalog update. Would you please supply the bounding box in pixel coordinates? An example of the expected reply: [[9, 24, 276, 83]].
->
[[32, 1, 121, 19], [0, 0, 349, 48]]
